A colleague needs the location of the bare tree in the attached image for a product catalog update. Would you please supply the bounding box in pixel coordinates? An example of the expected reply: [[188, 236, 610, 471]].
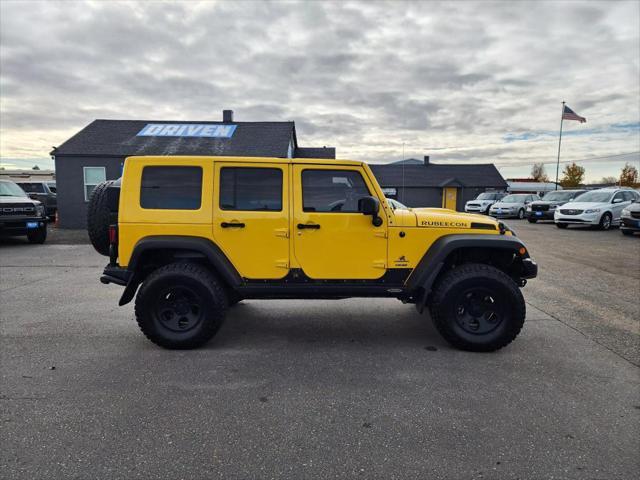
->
[[531, 162, 549, 182]]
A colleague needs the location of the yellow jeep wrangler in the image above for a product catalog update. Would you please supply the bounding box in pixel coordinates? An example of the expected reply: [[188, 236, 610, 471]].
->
[[88, 156, 537, 351]]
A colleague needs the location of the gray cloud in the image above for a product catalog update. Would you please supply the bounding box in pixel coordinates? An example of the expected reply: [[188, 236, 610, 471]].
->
[[0, 0, 638, 180]]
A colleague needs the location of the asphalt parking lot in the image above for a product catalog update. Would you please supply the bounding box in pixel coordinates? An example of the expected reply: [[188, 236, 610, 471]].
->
[[1, 222, 639, 479]]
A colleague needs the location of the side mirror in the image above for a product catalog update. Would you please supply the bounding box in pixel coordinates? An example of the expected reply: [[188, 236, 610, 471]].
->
[[358, 196, 383, 226], [612, 198, 623, 204]]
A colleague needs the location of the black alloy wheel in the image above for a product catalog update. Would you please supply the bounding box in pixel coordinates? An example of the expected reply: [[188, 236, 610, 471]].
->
[[454, 288, 505, 335], [154, 286, 204, 333]]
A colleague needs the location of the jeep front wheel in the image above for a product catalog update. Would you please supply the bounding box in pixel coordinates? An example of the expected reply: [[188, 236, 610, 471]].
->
[[429, 263, 525, 352], [135, 263, 228, 349]]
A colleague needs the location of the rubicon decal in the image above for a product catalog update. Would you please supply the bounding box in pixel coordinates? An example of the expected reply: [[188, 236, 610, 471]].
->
[[420, 220, 469, 228]]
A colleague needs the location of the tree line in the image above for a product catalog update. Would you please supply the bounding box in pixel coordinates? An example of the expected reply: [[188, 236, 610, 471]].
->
[[530, 162, 639, 188]]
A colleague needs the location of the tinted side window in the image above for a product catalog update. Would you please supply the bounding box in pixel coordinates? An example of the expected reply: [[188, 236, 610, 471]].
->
[[302, 170, 371, 212], [140, 166, 202, 210], [219, 168, 282, 211], [18, 182, 45, 193], [622, 191, 635, 201]]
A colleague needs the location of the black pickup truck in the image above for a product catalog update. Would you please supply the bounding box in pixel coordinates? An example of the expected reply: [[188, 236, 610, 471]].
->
[[0, 180, 48, 243]]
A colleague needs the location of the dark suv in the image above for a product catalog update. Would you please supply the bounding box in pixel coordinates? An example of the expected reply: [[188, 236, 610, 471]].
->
[[0, 180, 48, 243], [526, 189, 586, 223], [16, 181, 57, 220]]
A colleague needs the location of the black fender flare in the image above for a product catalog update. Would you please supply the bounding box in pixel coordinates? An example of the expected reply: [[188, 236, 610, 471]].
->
[[119, 235, 242, 305], [406, 234, 532, 312]]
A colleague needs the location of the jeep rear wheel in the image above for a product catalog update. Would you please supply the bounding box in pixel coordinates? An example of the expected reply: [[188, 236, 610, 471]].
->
[[135, 263, 228, 349], [429, 263, 525, 352]]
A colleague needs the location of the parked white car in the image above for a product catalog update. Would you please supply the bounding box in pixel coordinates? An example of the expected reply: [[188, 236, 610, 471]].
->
[[464, 192, 506, 214], [489, 194, 539, 219], [554, 188, 640, 230]]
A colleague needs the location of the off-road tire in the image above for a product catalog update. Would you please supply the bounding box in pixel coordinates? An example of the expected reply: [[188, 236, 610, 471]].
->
[[429, 263, 526, 352], [27, 225, 47, 244], [598, 212, 612, 230], [87, 180, 115, 256], [556, 223, 568, 229], [527, 218, 537, 223], [135, 263, 228, 349]]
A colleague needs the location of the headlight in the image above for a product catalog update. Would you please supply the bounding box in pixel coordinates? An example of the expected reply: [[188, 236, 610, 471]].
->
[[35, 205, 45, 216], [584, 208, 600, 214], [526, 205, 531, 211], [622, 208, 631, 216]]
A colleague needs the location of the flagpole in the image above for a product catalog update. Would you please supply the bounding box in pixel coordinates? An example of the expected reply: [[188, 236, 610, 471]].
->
[[555, 101, 565, 190]]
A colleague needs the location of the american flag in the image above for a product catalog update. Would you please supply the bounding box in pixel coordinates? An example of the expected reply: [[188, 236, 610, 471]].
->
[[562, 105, 586, 123]]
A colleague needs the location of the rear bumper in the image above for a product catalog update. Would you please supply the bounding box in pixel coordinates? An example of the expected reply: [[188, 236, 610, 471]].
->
[[100, 264, 132, 286]]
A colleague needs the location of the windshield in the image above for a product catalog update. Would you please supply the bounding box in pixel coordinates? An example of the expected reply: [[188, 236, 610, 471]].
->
[[573, 191, 613, 203], [543, 191, 580, 202], [477, 193, 498, 200], [0, 181, 28, 197], [500, 194, 528, 203]]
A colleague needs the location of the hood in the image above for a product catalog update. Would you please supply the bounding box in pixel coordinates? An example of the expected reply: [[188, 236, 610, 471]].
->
[[531, 200, 567, 206], [467, 199, 494, 203], [559, 201, 609, 210], [626, 202, 640, 212], [491, 201, 522, 208], [409, 208, 499, 229], [0, 195, 37, 204]]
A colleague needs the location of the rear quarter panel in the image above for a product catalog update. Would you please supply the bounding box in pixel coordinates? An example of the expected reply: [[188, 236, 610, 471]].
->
[[118, 156, 214, 267]]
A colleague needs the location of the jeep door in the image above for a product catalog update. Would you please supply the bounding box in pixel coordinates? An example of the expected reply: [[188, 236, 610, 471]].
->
[[213, 162, 290, 279], [292, 165, 387, 279]]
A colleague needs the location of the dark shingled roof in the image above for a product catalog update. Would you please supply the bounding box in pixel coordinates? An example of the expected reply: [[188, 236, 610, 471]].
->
[[52, 119, 334, 159], [295, 147, 336, 159], [369, 160, 507, 188]]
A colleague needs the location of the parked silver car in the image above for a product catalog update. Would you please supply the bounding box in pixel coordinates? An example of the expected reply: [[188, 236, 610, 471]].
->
[[489, 194, 539, 219], [554, 188, 640, 230], [464, 192, 506, 214]]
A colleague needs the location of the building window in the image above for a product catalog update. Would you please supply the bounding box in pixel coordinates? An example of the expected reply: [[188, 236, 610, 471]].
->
[[140, 166, 202, 210], [219, 167, 282, 211], [302, 169, 370, 212], [83, 167, 106, 202]]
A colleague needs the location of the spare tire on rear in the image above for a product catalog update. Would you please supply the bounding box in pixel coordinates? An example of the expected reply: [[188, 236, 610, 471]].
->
[[87, 180, 116, 256]]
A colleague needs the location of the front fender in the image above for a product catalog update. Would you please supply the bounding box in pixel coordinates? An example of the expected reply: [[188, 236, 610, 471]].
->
[[406, 234, 536, 312]]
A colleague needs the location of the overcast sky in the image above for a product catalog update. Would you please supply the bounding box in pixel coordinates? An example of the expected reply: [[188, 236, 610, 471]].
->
[[1, 0, 638, 181]]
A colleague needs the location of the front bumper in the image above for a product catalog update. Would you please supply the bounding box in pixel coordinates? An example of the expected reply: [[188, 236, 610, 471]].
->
[[520, 258, 538, 279], [620, 216, 640, 232], [490, 210, 518, 218], [465, 205, 488, 213], [526, 210, 555, 220], [0, 216, 47, 236], [554, 211, 601, 225]]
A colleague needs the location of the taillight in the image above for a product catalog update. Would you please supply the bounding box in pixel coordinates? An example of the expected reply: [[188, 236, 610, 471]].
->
[[108, 225, 118, 244]]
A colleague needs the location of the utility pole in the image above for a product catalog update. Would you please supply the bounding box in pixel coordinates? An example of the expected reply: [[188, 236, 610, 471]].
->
[[555, 101, 565, 190]]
